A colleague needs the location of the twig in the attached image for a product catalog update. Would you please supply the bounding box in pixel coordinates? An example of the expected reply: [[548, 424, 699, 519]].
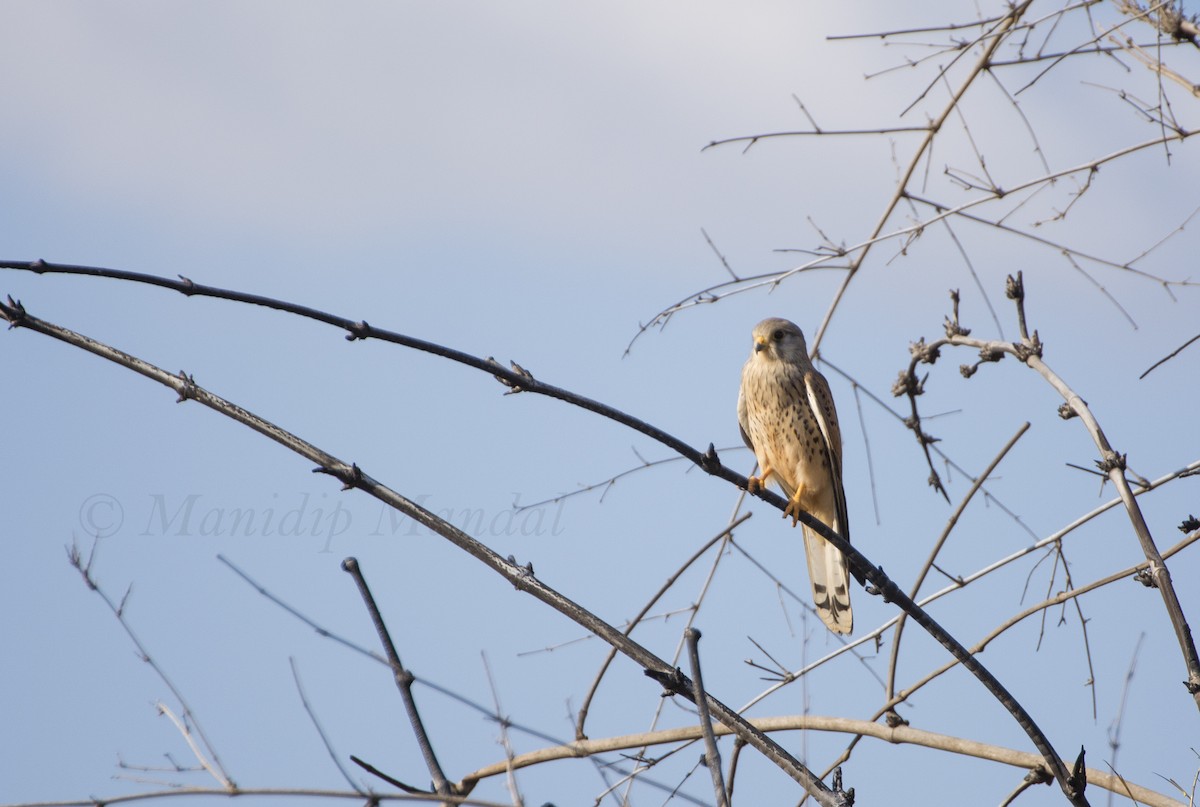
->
[[885, 422, 1030, 701], [480, 653, 523, 807], [341, 557, 452, 799], [217, 554, 384, 663], [1106, 633, 1146, 807], [701, 228, 739, 281], [64, 536, 235, 790], [575, 513, 751, 740], [289, 658, 366, 794], [155, 703, 228, 791], [684, 629, 729, 807], [1141, 332, 1200, 379]]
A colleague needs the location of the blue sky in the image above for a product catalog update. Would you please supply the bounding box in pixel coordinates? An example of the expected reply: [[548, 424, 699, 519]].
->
[[3, 3, 1200, 806]]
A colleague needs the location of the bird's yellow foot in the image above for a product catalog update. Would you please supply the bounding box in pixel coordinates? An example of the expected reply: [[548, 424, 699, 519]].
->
[[784, 484, 806, 527], [747, 465, 773, 494]]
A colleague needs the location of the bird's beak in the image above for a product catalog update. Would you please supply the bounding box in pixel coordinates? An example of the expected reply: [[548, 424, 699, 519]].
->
[[753, 336, 767, 354]]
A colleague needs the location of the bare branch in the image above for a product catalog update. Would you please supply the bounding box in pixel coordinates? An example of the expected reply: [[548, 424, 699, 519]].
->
[[289, 658, 366, 794], [1141, 332, 1200, 378], [575, 514, 750, 740], [0, 788, 523, 807], [1, 266, 1091, 802], [341, 557, 452, 798], [459, 717, 1179, 807], [922, 276, 1200, 704], [684, 629, 729, 807], [885, 422, 1031, 700], [64, 536, 235, 790], [0, 298, 846, 805]]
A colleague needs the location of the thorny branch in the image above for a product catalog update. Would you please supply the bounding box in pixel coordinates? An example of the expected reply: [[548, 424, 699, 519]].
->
[[2, 289, 1087, 804], [0, 297, 848, 807]]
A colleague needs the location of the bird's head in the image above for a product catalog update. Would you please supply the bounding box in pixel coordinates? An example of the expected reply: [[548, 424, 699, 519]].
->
[[750, 318, 809, 363]]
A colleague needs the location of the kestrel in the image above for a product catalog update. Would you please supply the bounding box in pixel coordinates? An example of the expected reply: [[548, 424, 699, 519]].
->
[[737, 318, 853, 634]]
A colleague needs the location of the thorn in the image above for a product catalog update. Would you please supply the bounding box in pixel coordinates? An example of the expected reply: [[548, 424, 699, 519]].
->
[[31, 259, 49, 273], [1067, 746, 1087, 796], [504, 360, 535, 395], [175, 370, 197, 403], [313, 463, 363, 490], [4, 295, 27, 328], [644, 666, 689, 698], [487, 356, 524, 393], [345, 320, 372, 341], [177, 275, 196, 295], [832, 767, 854, 805], [699, 443, 721, 472]]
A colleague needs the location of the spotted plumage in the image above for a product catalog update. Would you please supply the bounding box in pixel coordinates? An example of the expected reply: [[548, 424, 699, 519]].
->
[[737, 318, 852, 634]]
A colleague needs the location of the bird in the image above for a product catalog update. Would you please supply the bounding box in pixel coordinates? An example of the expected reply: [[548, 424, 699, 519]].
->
[[737, 317, 853, 634]]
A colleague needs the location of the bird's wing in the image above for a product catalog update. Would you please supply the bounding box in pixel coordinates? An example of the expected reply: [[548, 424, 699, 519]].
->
[[803, 367, 849, 543], [736, 367, 755, 451]]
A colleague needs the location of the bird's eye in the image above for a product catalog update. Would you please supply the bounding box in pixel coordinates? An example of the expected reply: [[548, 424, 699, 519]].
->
[[773, 329, 786, 341]]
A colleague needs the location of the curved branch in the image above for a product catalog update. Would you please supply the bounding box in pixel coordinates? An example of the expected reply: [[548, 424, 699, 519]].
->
[[457, 716, 1181, 807], [0, 299, 845, 806], [2, 273, 1088, 804], [0, 789, 517, 807]]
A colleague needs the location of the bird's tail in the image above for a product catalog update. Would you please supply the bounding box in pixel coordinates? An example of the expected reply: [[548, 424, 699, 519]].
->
[[802, 526, 853, 634]]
